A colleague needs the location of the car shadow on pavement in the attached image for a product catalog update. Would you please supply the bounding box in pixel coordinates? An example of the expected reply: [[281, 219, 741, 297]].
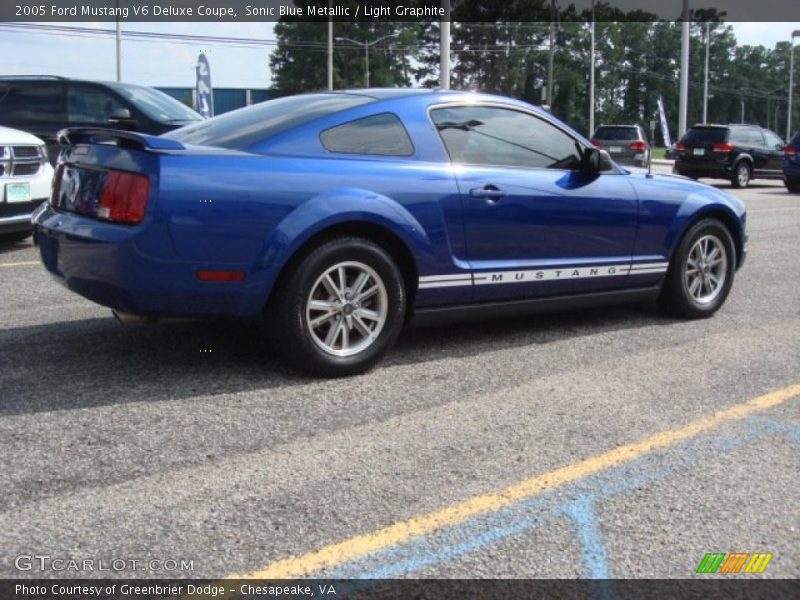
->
[[0, 303, 679, 417]]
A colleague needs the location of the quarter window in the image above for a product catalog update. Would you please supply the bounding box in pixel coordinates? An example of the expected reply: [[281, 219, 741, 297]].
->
[[320, 113, 413, 156], [431, 106, 581, 170], [0, 84, 63, 122]]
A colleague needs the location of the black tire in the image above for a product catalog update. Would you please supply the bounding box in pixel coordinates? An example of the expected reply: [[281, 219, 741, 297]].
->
[[659, 218, 736, 319], [0, 230, 32, 243], [785, 177, 800, 193], [266, 237, 406, 377], [731, 161, 751, 188]]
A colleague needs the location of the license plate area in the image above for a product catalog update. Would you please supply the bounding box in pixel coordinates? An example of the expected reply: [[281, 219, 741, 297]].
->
[[609, 146, 623, 153], [5, 182, 30, 203], [692, 148, 706, 156]]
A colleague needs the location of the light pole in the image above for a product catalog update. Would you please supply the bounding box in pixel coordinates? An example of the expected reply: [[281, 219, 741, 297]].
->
[[335, 33, 399, 88], [787, 29, 800, 140], [703, 22, 710, 123], [115, 0, 122, 81], [678, 0, 690, 138], [589, 0, 595, 135]]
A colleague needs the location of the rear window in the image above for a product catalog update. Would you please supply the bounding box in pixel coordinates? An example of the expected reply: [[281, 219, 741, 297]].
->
[[0, 83, 63, 122], [166, 93, 373, 150], [593, 126, 639, 141], [683, 127, 728, 144]]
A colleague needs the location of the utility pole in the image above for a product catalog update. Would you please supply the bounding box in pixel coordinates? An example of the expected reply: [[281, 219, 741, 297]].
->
[[547, 0, 555, 107], [703, 22, 710, 123], [678, 0, 690, 137], [788, 30, 800, 140], [327, 3, 333, 90], [589, 0, 595, 135], [115, 0, 121, 81], [440, 0, 450, 89]]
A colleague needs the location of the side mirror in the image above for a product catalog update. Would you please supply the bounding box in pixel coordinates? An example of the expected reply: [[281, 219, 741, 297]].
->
[[581, 147, 613, 174], [107, 108, 135, 126]]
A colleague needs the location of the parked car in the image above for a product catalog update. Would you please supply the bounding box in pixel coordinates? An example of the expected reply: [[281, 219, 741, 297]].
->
[[673, 124, 784, 188], [783, 131, 800, 193], [589, 124, 650, 167], [0, 76, 202, 163], [32, 90, 747, 376], [0, 126, 53, 242]]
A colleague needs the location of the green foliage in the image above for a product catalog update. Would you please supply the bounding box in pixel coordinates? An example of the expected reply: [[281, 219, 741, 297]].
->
[[269, 2, 798, 140]]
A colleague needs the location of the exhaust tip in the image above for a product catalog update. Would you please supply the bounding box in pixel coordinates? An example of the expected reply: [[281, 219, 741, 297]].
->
[[112, 310, 157, 324]]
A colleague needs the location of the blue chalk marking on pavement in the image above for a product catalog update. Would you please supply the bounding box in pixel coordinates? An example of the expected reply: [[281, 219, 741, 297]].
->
[[318, 415, 795, 581], [564, 496, 610, 579]]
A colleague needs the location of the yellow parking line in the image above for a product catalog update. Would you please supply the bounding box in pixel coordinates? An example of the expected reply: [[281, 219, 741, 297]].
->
[[0, 261, 38, 268], [229, 383, 800, 579]]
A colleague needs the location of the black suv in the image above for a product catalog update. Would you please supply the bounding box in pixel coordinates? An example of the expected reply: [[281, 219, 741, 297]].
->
[[674, 124, 784, 188], [0, 76, 202, 163], [590, 124, 650, 167]]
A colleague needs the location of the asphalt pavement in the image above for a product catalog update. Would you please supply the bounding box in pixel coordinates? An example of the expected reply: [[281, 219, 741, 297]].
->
[[0, 172, 798, 581]]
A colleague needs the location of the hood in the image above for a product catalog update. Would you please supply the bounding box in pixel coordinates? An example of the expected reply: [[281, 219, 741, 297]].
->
[[0, 126, 45, 146]]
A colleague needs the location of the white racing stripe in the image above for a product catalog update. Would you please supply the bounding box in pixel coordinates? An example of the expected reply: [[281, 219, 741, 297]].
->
[[419, 261, 669, 289]]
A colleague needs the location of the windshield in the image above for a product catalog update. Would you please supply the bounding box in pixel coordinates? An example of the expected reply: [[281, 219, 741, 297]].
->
[[165, 93, 373, 150], [593, 126, 639, 141], [111, 83, 202, 123]]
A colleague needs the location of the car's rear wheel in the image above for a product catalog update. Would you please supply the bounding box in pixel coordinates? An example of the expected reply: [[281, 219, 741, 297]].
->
[[731, 161, 751, 188], [659, 218, 735, 319], [266, 237, 406, 376], [0, 230, 32, 243], [785, 177, 800, 193]]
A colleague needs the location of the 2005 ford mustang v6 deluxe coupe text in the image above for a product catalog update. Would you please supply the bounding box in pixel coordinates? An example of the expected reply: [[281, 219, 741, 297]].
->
[[33, 89, 747, 376]]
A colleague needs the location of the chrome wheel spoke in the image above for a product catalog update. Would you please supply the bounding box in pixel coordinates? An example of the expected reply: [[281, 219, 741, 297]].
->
[[689, 275, 702, 297], [306, 261, 389, 358]]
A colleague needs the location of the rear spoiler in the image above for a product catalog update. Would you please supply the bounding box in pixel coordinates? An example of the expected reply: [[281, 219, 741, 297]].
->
[[56, 127, 185, 151]]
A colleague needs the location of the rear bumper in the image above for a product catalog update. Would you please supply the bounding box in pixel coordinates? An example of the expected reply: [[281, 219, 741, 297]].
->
[[674, 159, 732, 179], [784, 160, 800, 181], [0, 199, 46, 233], [32, 204, 264, 317]]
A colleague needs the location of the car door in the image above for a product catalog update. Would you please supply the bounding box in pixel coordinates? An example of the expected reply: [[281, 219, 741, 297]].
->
[[430, 104, 639, 303], [0, 81, 66, 163], [762, 130, 785, 175], [744, 128, 770, 175]]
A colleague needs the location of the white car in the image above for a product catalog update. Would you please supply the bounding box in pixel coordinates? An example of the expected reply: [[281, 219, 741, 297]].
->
[[1, 126, 53, 242]]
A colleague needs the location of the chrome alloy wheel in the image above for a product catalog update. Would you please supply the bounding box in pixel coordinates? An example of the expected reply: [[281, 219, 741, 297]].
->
[[685, 234, 728, 305], [305, 261, 389, 357], [736, 163, 749, 187]]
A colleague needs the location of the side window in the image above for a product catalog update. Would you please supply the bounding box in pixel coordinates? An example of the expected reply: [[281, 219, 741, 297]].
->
[[430, 106, 581, 170], [67, 87, 126, 124], [764, 131, 783, 149], [320, 113, 413, 156], [745, 129, 765, 146], [0, 84, 63, 122]]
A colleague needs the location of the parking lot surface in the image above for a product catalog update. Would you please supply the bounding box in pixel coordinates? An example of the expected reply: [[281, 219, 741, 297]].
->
[[1, 174, 798, 580]]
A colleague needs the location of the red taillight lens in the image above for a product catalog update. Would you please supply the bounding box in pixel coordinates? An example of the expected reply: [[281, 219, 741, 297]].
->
[[97, 171, 149, 224], [785, 145, 797, 156], [675, 142, 687, 152], [590, 139, 602, 148], [712, 143, 735, 153], [629, 140, 647, 151]]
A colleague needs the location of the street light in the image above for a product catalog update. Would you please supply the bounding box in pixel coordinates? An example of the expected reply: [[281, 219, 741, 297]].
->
[[787, 29, 800, 140], [335, 33, 399, 88]]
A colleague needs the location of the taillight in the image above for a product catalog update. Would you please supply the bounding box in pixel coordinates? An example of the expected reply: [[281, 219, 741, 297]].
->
[[785, 145, 797, 157], [97, 171, 149, 224], [590, 139, 602, 148], [675, 142, 687, 152], [712, 143, 735, 153], [629, 140, 647, 151]]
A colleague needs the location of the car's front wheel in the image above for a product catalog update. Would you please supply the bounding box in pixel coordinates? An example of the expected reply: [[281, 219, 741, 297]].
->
[[267, 237, 406, 376], [785, 177, 800, 193], [731, 161, 751, 188], [659, 219, 735, 319]]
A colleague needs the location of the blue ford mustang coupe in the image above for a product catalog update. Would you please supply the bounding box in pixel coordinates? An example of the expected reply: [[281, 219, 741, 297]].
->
[[33, 89, 747, 376]]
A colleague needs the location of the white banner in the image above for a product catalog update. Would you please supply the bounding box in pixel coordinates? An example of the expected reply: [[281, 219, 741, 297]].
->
[[657, 97, 672, 147]]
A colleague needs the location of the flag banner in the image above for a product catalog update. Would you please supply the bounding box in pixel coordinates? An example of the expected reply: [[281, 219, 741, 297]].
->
[[195, 53, 214, 118]]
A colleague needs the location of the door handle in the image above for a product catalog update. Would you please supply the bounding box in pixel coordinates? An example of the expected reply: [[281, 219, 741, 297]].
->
[[469, 185, 507, 201]]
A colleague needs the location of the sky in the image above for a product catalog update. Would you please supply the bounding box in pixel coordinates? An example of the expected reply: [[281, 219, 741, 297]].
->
[[0, 21, 798, 89]]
